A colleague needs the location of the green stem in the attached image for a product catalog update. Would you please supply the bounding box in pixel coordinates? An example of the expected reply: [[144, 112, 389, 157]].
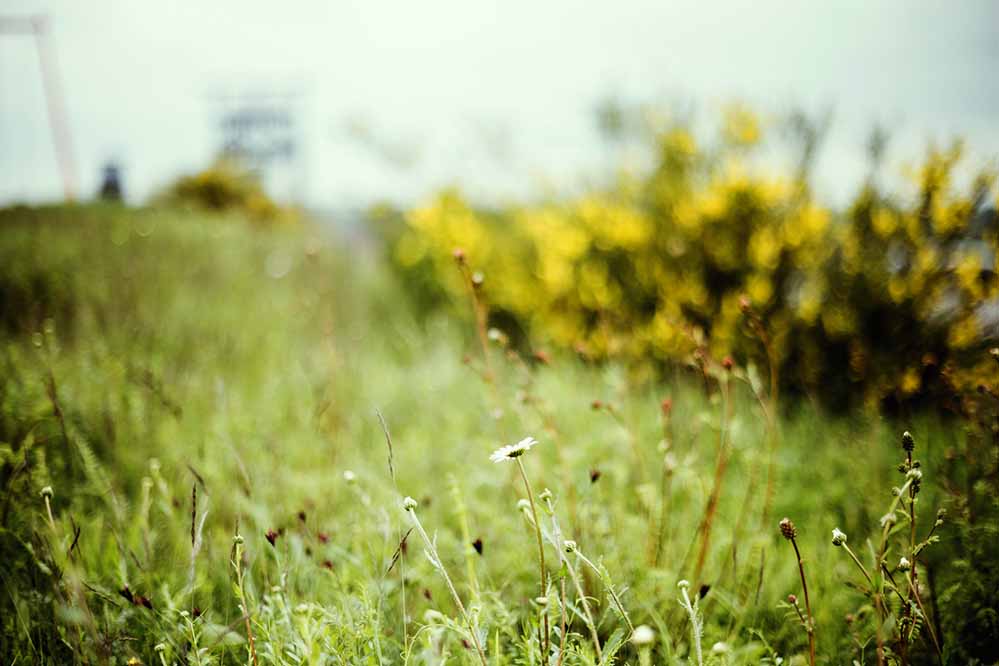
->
[[516, 457, 550, 660]]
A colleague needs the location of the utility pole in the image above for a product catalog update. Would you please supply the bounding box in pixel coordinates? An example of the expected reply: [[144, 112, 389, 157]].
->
[[1, 14, 78, 201]]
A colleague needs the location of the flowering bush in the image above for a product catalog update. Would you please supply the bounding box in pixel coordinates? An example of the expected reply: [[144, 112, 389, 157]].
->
[[378, 110, 998, 410]]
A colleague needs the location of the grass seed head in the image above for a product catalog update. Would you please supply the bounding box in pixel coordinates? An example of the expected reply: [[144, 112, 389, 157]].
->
[[779, 517, 797, 540]]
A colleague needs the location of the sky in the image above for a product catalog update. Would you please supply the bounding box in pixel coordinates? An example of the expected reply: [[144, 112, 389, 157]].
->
[[1, 1, 997, 209]]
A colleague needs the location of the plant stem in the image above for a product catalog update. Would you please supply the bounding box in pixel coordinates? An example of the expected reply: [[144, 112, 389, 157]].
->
[[407, 510, 488, 666], [516, 457, 550, 661], [790, 538, 816, 666]]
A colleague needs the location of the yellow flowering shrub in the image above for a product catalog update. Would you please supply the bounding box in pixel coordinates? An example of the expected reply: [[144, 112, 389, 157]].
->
[[374, 113, 998, 410]]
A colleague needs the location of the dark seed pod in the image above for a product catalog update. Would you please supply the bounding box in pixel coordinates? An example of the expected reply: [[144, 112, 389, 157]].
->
[[779, 518, 797, 540]]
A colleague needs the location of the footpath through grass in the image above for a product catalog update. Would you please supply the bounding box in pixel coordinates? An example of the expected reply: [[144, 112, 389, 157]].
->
[[0, 205, 996, 665]]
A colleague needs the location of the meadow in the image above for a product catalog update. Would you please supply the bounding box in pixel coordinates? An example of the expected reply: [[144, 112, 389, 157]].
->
[[0, 202, 996, 666]]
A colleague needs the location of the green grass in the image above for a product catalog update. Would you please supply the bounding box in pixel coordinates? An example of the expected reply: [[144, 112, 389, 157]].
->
[[0, 205, 996, 665]]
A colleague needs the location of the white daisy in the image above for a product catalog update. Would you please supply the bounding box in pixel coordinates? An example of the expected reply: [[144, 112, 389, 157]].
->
[[489, 436, 539, 463]]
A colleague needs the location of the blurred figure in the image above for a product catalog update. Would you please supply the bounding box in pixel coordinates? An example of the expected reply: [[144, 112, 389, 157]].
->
[[98, 161, 123, 201]]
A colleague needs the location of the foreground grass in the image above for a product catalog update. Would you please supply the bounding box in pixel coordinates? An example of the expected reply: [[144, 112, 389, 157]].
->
[[0, 205, 996, 665]]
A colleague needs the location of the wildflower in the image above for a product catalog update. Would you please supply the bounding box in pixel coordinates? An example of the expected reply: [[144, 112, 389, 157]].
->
[[154, 643, 166, 653], [452, 247, 466, 263], [40, 485, 53, 499], [788, 594, 797, 604], [489, 436, 539, 462], [902, 431, 915, 452], [631, 624, 655, 646], [831, 528, 847, 546], [563, 540, 578, 553], [233, 534, 244, 545], [712, 641, 730, 654], [265, 529, 279, 546], [677, 579, 690, 590], [402, 496, 418, 511], [342, 470, 356, 483], [779, 517, 797, 540], [898, 557, 912, 572]]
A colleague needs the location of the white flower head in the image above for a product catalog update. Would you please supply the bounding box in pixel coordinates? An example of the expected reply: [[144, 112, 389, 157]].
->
[[711, 641, 730, 654], [831, 528, 847, 546], [677, 579, 690, 590], [342, 470, 356, 483], [898, 556, 912, 572], [631, 624, 655, 646], [402, 496, 418, 511], [490, 436, 539, 463]]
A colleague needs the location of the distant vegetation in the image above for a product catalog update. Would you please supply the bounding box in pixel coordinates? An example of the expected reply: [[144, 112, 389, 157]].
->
[[372, 107, 998, 413], [161, 159, 299, 224]]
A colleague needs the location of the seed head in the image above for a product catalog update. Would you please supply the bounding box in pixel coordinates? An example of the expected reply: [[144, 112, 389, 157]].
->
[[631, 624, 656, 646], [787, 594, 798, 605], [831, 528, 847, 547], [402, 496, 418, 511], [40, 485, 53, 500], [661, 397, 673, 416], [538, 488, 553, 503], [906, 468, 922, 482], [517, 498, 531, 512], [722, 356, 734, 371], [677, 579, 690, 591], [233, 534, 244, 545], [779, 517, 797, 540], [898, 557, 912, 572], [901, 431, 915, 452], [563, 540, 577, 553], [452, 247, 466, 263]]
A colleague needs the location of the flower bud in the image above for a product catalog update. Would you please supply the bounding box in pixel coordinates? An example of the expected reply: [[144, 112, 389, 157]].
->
[[631, 624, 655, 646], [831, 528, 847, 546], [779, 517, 797, 540], [402, 496, 418, 511]]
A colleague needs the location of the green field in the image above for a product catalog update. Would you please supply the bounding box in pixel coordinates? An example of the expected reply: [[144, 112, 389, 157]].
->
[[1, 205, 996, 665]]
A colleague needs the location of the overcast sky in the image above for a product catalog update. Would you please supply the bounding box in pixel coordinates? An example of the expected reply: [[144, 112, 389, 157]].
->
[[1, 1, 997, 208]]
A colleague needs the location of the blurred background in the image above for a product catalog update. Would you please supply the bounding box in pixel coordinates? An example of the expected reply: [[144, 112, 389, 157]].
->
[[2, 0, 997, 209]]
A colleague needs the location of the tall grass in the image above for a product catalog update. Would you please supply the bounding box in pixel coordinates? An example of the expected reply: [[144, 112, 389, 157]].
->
[[0, 204, 996, 664]]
